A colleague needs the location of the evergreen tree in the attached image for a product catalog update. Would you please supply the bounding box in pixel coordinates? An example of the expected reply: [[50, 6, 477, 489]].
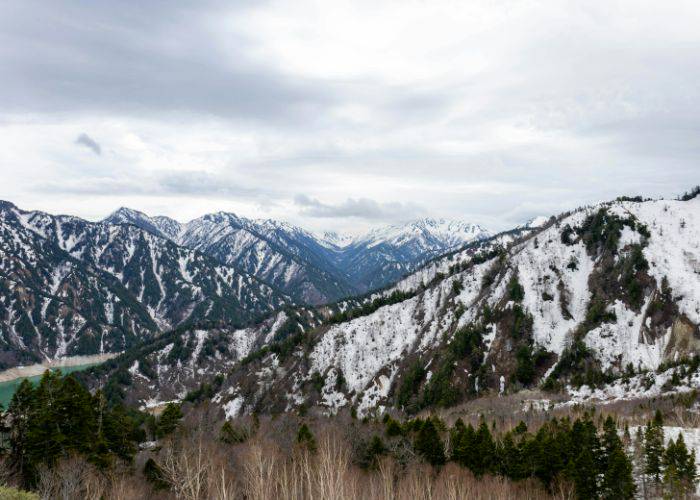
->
[[497, 431, 521, 479], [472, 419, 496, 476], [155, 403, 183, 439], [297, 423, 317, 452], [599, 417, 635, 499], [359, 435, 386, 469], [514, 346, 535, 386], [450, 419, 476, 469], [7, 379, 34, 485], [566, 417, 601, 500], [220, 421, 248, 444], [385, 418, 404, 437], [644, 411, 665, 483], [601, 448, 635, 500], [144, 458, 169, 490], [6, 371, 141, 487], [663, 434, 697, 498], [414, 418, 445, 466]]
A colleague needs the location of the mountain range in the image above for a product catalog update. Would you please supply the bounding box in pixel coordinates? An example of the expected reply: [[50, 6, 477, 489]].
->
[[103, 208, 491, 304], [0, 201, 294, 367], [0, 200, 491, 367], [6, 191, 698, 421], [82, 193, 700, 418]]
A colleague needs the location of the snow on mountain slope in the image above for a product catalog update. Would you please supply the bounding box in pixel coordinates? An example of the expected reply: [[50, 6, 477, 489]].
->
[[331, 218, 491, 292], [104, 209, 357, 304], [103, 207, 182, 240], [358, 218, 490, 252], [207, 196, 700, 416], [104, 209, 492, 302], [318, 231, 355, 249], [83, 307, 322, 408], [0, 201, 288, 366]]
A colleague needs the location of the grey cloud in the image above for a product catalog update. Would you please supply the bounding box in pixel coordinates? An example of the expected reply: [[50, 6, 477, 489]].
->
[[74, 133, 101, 155], [37, 169, 263, 199], [0, 1, 333, 124], [294, 194, 425, 221], [2, 0, 700, 232]]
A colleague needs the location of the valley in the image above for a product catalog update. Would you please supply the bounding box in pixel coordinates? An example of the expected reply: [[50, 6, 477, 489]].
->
[[1, 190, 699, 499]]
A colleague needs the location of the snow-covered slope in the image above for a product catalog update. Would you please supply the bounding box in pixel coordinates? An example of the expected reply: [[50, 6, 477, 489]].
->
[[0, 201, 288, 367], [202, 196, 700, 416], [105, 209, 359, 304], [83, 307, 322, 408], [103, 210, 492, 302], [325, 218, 491, 292]]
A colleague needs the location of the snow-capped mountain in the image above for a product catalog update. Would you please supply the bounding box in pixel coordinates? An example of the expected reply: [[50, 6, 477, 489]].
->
[[90, 193, 700, 416], [332, 219, 491, 291], [318, 231, 355, 249], [105, 209, 358, 304], [216, 195, 700, 415], [0, 201, 288, 368], [103, 210, 491, 302], [518, 215, 551, 229]]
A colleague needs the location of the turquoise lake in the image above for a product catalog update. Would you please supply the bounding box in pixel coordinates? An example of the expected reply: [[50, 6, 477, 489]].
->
[[0, 363, 100, 409]]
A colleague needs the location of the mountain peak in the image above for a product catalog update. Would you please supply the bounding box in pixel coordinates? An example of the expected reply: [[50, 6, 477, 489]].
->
[[103, 207, 182, 239], [318, 231, 355, 249], [517, 215, 551, 230], [0, 200, 17, 212], [361, 218, 490, 249], [104, 206, 151, 224]]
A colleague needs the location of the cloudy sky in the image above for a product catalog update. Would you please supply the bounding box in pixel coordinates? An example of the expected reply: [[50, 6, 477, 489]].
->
[[1, 0, 699, 234]]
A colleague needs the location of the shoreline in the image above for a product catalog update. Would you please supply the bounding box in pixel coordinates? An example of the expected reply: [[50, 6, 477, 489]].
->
[[0, 353, 118, 383]]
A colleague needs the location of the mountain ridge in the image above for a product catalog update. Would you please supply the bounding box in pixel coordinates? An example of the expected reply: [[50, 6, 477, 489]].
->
[[0, 201, 290, 367], [82, 194, 700, 417], [101, 207, 492, 303]]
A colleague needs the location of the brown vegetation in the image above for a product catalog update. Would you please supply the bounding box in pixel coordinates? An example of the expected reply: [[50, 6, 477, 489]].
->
[[18, 409, 565, 500]]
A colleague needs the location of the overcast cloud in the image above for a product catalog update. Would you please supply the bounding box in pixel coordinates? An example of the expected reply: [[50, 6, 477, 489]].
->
[[0, 0, 698, 233], [294, 194, 425, 221]]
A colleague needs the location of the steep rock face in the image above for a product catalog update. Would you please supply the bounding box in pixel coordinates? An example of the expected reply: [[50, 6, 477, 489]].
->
[[208, 197, 700, 416], [0, 202, 288, 367]]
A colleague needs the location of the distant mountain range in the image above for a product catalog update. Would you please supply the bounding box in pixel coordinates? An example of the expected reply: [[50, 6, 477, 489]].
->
[[103, 208, 491, 304], [0, 200, 492, 367]]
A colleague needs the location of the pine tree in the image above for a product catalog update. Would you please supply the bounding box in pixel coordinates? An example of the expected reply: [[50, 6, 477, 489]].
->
[[599, 417, 635, 499], [155, 403, 183, 439], [571, 445, 599, 500], [8, 379, 34, 487], [220, 421, 248, 444], [565, 418, 601, 500], [414, 418, 445, 466], [643, 411, 665, 483], [6, 371, 140, 487], [473, 419, 496, 476], [676, 436, 698, 492], [144, 458, 169, 490], [450, 419, 476, 469], [385, 418, 404, 437], [663, 434, 697, 498], [360, 435, 386, 469], [497, 431, 520, 478], [601, 447, 635, 499], [296, 423, 317, 452]]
